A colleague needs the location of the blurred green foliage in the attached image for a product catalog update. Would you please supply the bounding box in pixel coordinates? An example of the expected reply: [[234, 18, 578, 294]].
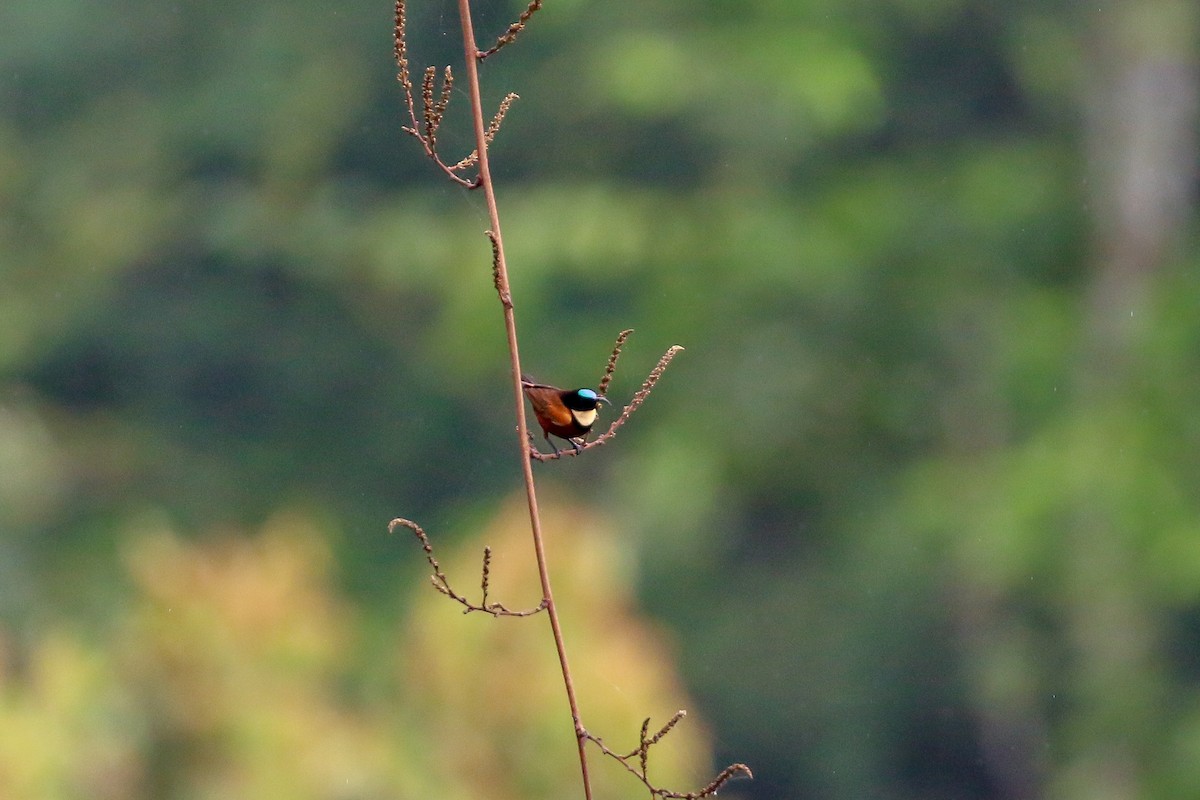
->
[[2, 0, 1200, 798]]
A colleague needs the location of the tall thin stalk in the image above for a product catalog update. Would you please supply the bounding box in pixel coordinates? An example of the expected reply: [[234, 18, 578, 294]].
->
[[450, 1, 594, 795], [391, 2, 750, 797]]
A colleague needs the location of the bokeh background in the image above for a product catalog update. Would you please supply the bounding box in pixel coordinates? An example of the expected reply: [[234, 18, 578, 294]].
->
[[3, 0, 1200, 798]]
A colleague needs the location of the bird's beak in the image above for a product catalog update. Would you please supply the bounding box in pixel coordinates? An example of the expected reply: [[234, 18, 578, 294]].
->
[[598, 395, 611, 406]]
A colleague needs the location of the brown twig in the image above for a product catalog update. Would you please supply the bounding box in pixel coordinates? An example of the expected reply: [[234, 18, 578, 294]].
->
[[478, 0, 545, 59], [393, 0, 481, 189], [598, 328, 634, 397], [420, 66, 437, 140], [661, 763, 756, 800], [530, 344, 684, 461], [394, 0, 415, 117], [580, 713, 753, 799], [487, 230, 511, 308], [429, 66, 454, 148], [389, 518, 547, 616], [453, 93, 520, 172]]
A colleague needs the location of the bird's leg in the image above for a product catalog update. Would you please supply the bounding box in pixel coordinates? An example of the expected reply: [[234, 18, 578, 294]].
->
[[569, 437, 583, 454], [545, 432, 561, 456]]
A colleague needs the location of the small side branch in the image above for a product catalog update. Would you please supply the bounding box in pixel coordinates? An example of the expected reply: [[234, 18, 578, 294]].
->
[[487, 230, 512, 307], [453, 94, 519, 173], [389, 517, 547, 617], [397, 0, 525, 189], [530, 342, 685, 461], [478, 0, 545, 60], [598, 328, 634, 397], [581, 712, 754, 799]]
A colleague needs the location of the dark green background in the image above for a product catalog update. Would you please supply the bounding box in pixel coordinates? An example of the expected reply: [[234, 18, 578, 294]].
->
[[4, 0, 1200, 797]]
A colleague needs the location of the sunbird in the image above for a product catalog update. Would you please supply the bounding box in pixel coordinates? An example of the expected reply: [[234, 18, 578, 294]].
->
[[521, 374, 610, 454]]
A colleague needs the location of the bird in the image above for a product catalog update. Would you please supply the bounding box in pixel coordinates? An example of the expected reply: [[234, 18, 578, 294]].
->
[[521, 373, 610, 454]]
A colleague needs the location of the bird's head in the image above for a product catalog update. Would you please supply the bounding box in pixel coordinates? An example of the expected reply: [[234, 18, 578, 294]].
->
[[565, 388, 609, 411], [564, 388, 608, 430]]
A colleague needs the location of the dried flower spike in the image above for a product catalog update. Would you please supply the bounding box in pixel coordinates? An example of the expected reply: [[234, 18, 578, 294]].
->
[[389, 517, 546, 617]]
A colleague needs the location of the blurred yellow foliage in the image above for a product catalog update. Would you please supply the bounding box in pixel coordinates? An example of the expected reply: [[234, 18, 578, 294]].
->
[[0, 498, 714, 800], [400, 493, 714, 800]]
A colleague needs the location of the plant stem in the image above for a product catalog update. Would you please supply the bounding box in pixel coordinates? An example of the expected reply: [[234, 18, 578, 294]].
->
[[452, 2, 593, 798]]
